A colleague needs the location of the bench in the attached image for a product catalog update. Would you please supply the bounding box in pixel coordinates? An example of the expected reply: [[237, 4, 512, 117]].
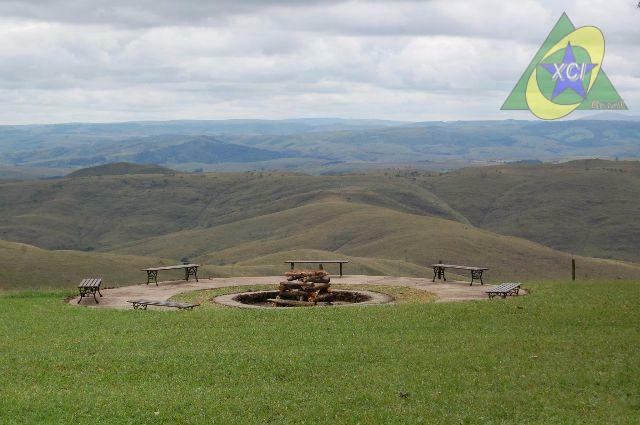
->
[[77, 278, 103, 304], [486, 282, 521, 299], [284, 260, 349, 277], [127, 299, 200, 310], [432, 264, 488, 286], [142, 264, 200, 286]]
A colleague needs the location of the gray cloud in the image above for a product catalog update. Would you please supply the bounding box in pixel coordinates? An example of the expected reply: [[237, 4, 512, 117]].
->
[[0, 0, 341, 27], [0, 0, 637, 124]]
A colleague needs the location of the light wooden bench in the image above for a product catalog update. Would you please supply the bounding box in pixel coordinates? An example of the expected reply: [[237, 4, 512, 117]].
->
[[127, 299, 200, 310], [284, 260, 349, 277], [142, 264, 200, 286], [432, 264, 488, 286], [486, 282, 521, 299], [77, 278, 103, 304]]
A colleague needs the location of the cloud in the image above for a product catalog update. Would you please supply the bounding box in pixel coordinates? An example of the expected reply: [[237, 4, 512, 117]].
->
[[0, 0, 334, 27], [0, 0, 637, 124]]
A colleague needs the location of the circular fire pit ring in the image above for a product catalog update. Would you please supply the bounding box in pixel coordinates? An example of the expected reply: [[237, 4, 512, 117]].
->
[[214, 289, 394, 309]]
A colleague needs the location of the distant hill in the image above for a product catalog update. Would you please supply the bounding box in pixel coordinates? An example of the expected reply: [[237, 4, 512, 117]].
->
[[130, 137, 291, 164], [579, 113, 640, 121], [67, 162, 176, 178], [0, 165, 71, 180], [2, 118, 640, 173]]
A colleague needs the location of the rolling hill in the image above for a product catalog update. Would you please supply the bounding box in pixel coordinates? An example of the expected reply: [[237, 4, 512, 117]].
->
[[0, 171, 464, 251], [0, 239, 167, 290], [419, 159, 640, 262], [111, 199, 640, 282], [2, 159, 640, 290]]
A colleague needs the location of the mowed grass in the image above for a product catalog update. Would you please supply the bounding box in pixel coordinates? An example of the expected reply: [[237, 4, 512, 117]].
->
[[1, 281, 639, 424], [171, 284, 436, 308]]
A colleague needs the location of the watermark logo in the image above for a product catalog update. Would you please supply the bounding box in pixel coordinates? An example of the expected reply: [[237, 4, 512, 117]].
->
[[502, 13, 627, 120]]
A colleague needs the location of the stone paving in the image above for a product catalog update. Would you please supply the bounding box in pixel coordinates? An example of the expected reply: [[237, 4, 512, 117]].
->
[[70, 275, 508, 310]]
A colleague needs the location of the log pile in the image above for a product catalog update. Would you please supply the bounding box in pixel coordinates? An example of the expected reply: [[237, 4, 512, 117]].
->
[[273, 269, 334, 305], [284, 269, 330, 284]]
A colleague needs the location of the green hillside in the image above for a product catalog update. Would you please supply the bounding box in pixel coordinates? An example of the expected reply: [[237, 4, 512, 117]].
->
[[112, 200, 640, 281], [0, 172, 463, 251], [419, 159, 640, 262], [0, 239, 171, 290], [2, 160, 640, 289]]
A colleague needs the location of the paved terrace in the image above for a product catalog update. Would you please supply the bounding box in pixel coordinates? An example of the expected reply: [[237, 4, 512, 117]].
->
[[70, 275, 506, 309]]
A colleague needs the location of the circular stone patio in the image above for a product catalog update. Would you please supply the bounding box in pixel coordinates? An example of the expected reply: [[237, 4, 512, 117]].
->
[[69, 275, 511, 309]]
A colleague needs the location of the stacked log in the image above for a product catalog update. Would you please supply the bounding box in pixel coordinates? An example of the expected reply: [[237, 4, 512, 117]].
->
[[284, 269, 330, 284], [275, 269, 334, 305]]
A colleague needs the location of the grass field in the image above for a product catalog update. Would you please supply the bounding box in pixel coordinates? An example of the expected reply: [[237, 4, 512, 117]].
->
[[170, 284, 437, 307], [1, 281, 638, 423]]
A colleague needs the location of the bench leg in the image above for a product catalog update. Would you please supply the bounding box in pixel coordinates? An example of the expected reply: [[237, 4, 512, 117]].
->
[[433, 267, 446, 282], [77, 289, 84, 304], [339, 263, 343, 277], [185, 266, 198, 282], [290, 262, 295, 271], [98, 288, 103, 297], [470, 270, 483, 286], [146, 270, 158, 286]]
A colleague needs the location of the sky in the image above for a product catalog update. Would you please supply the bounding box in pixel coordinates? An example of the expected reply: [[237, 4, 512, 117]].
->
[[0, 0, 638, 124]]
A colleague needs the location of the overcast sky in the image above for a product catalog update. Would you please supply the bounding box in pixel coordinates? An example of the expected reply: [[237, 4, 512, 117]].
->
[[0, 0, 638, 124]]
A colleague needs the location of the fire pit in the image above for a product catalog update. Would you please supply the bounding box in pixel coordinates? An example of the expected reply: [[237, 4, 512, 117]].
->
[[213, 268, 393, 308], [214, 289, 393, 308]]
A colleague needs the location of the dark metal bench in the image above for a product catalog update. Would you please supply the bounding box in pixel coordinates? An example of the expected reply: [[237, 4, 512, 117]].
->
[[432, 264, 488, 286], [486, 282, 521, 299], [284, 260, 350, 277], [142, 264, 200, 286], [127, 299, 200, 310], [77, 278, 103, 304]]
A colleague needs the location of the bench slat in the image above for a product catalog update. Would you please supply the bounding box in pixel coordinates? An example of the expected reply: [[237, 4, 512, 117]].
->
[[79, 278, 102, 288], [284, 260, 349, 264], [143, 264, 199, 271], [432, 264, 488, 271], [127, 299, 199, 309], [486, 282, 521, 298], [488, 282, 521, 292]]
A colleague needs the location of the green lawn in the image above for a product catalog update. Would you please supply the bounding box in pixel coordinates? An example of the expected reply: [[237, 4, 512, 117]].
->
[[1, 281, 639, 424], [170, 284, 437, 308]]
